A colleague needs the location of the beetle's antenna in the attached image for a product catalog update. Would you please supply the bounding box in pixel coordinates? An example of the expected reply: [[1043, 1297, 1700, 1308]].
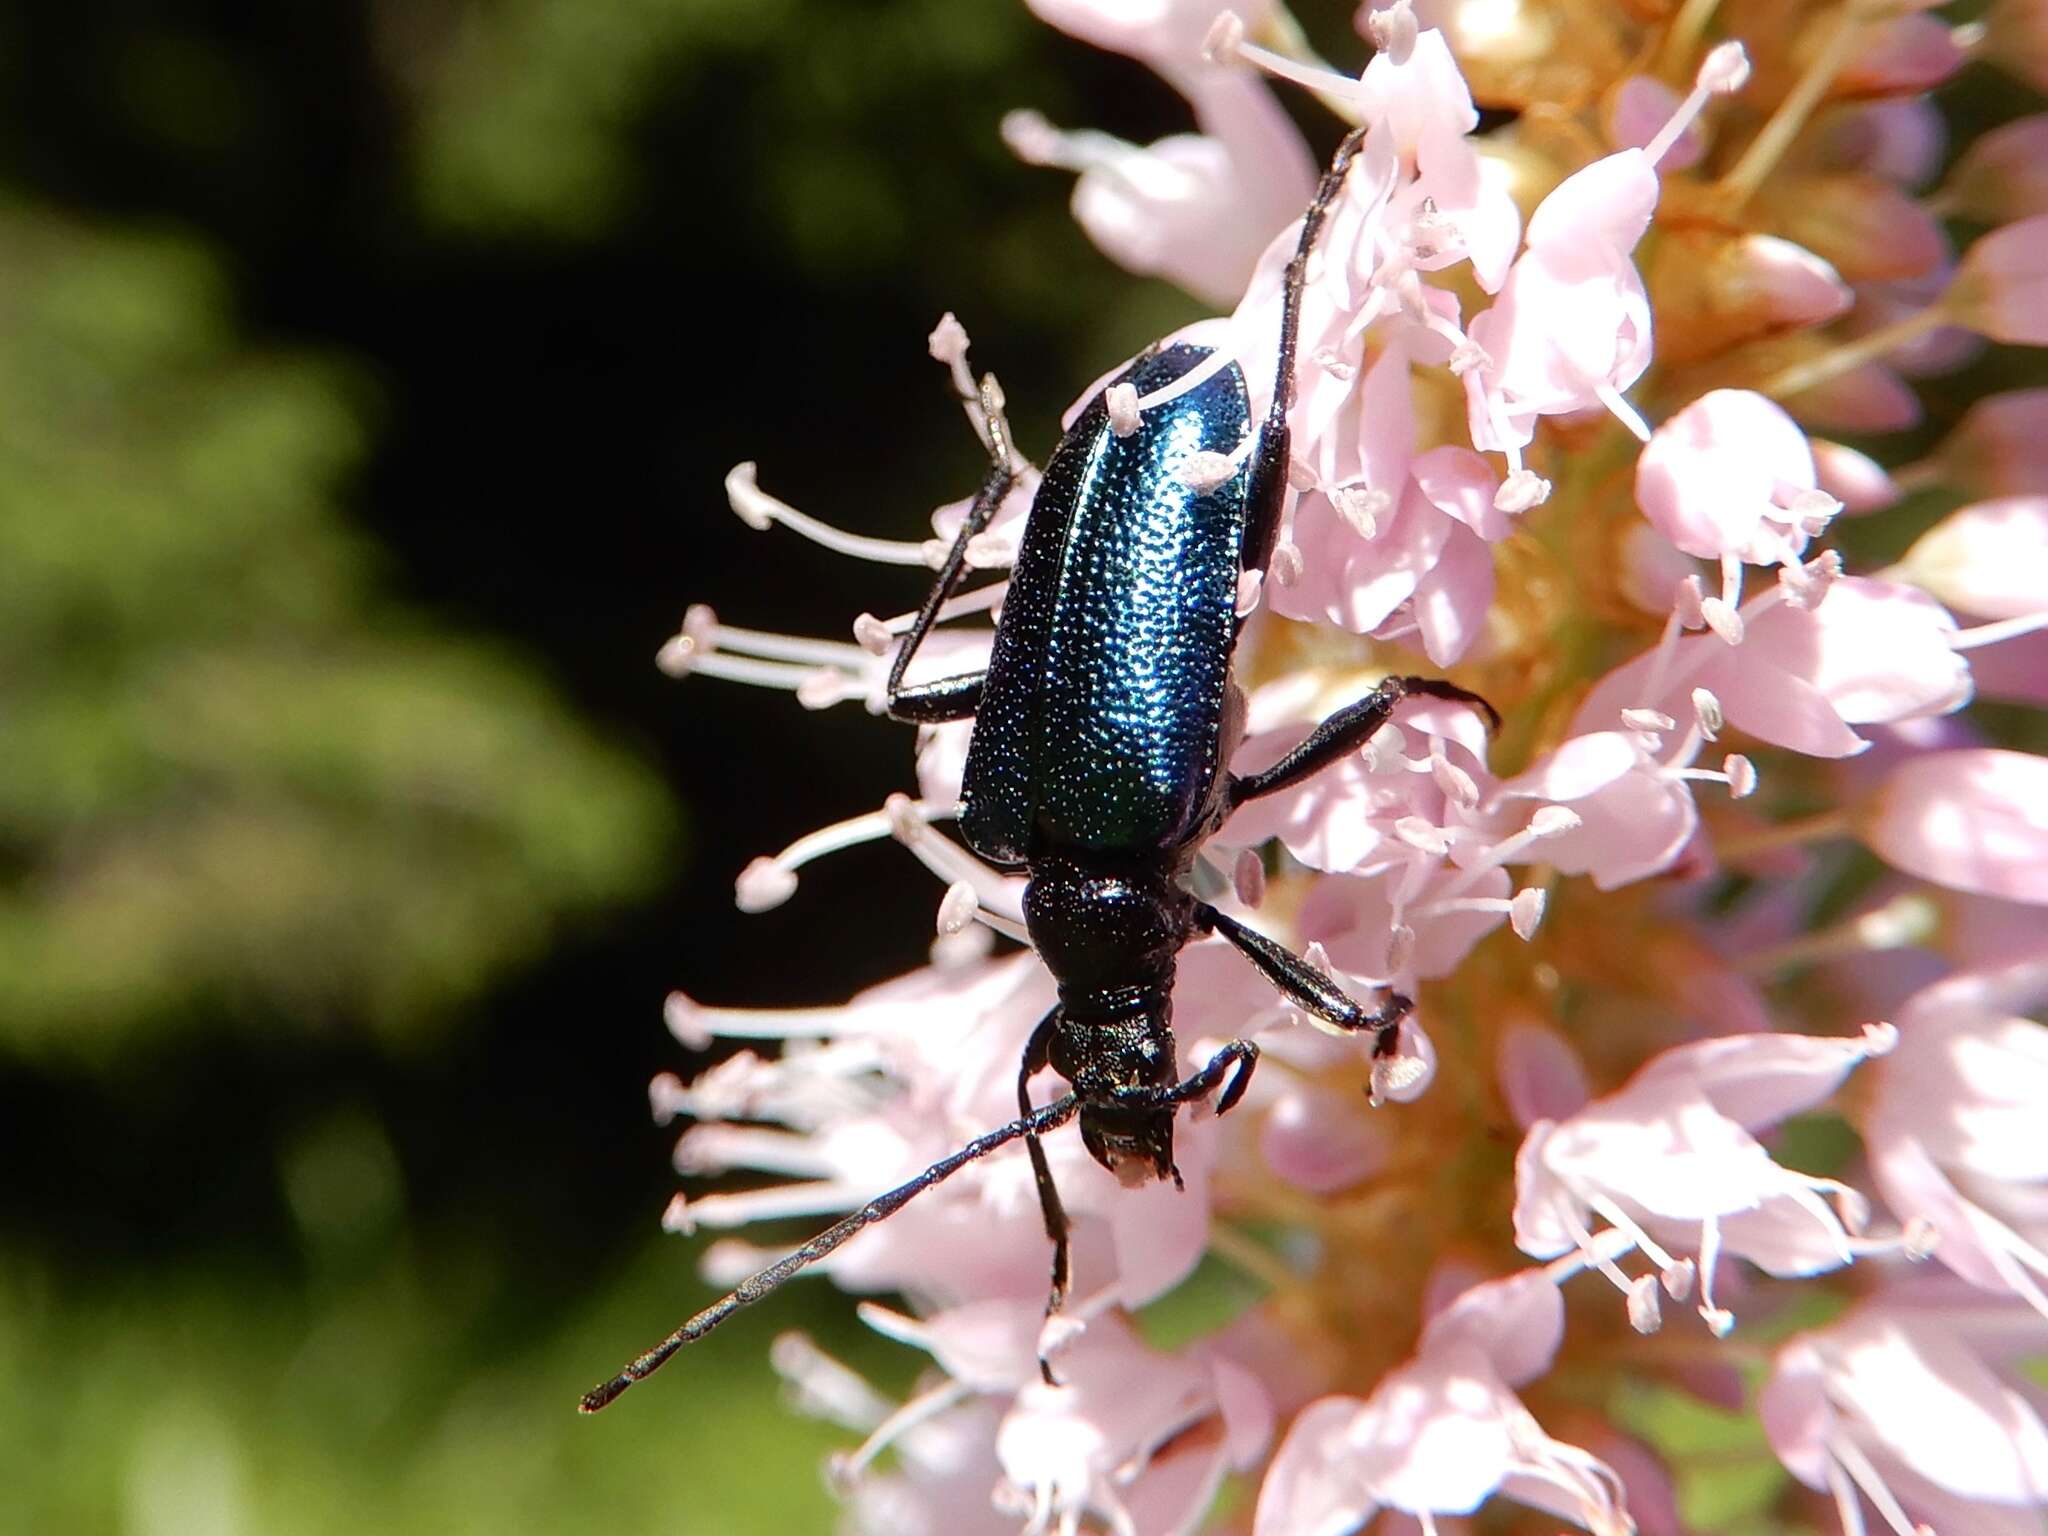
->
[[578, 1090, 1083, 1413], [1271, 123, 1369, 425]]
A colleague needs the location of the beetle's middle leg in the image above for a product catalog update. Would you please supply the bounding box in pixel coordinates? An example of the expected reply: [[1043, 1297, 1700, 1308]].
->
[[883, 376, 1016, 725], [1197, 903, 1413, 1056], [1224, 675, 1500, 811], [1018, 1006, 1074, 1385]]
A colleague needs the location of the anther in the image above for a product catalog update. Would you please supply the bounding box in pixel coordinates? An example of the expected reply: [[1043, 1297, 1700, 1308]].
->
[[1626, 1273, 1663, 1333], [1621, 707, 1676, 733], [1509, 888, 1547, 941], [1724, 754, 1758, 798], [1269, 541, 1305, 587], [1232, 847, 1266, 908], [1362, 0, 1418, 65], [1235, 568, 1265, 618], [1180, 450, 1239, 491], [937, 880, 979, 935], [852, 613, 894, 656], [1105, 383, 1141, 438], [1202, 10, 1246, 64], [1699, 596, 1745, 645], [1495, 469, 1552, 513], [1691, 687, 1724, 739]]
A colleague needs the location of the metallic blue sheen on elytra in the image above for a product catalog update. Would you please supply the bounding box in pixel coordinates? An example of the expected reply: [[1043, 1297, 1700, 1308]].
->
[[960, 344, 1252, 865]]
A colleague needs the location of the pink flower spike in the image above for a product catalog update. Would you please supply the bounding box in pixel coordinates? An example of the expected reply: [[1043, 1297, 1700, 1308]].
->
[[1865, 749, 2048, 904], [1253, 1271, 1634, 1536], [1899, 496, 2048, 621], [1951, 214, 2048, 345]]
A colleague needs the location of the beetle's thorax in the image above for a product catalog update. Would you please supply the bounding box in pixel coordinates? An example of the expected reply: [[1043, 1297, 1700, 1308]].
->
[[1024, 855, 1192, 1185]]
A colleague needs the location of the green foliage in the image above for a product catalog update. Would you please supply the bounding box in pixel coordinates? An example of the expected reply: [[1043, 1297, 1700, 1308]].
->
[[0, 206, 675, 1058]]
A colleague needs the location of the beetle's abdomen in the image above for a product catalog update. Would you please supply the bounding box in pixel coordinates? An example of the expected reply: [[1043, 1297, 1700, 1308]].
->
[[962, 344, 1252, 864]]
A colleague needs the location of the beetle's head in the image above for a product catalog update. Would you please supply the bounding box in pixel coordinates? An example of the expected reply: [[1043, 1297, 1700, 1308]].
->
[[1079, 1098, 1177, 1187]]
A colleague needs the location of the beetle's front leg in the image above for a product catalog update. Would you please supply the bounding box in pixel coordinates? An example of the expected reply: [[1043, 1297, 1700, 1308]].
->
[[883, 375, 1014, 725], [1017, 1007, 1074, 1386], [1196, 903, 1412, 1056], [1224, 675, 1500, 811]]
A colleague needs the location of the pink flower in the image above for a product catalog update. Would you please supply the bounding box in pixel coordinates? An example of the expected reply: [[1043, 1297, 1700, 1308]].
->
[[1514, 1027, 1898, 1333], [1864, 960, 2048, 1314], [857, 1301, 1273, 1536], [1761, 1293, 2048, 1534], [1003, 70, 1316, 307], [1864, 749, 2048, 904], [1634, 389, 1836, 566], [1254, 1270, 1633, 1535]]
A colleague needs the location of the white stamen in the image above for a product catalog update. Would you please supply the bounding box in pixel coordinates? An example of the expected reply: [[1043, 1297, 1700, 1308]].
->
[[1951, 609, 2048, 650], [1431, 752, 1480, 808], [1700, 596, 1745, 644], [936, 879, 979, 935], [1334, 483, 1391, 539], [1105, 382, 1141, 438], [883, 794, 1030, 940], [1235, 568, 1265, 618], [1232, 847, 1266, 908], [1495, 468, 1551, 512], [1626, 1272, 1663, 1333], [1369, 1047, 1429, 1107], [1269, 540, 1305, 588], [1394, 816, 1451, 855], [1724, 753, 1758, 798], [852, 612, 894, 655], [1643, 42, 1750, 169], [726, 462, 932, 566], [1180, 450, 1240, 491], [1698, 1215, 1735, 1335], [965, 531, 1015, 568], [1132, 344, 1240, 414], [662, 1192, 696, 1235], [1363, 0, 1419, 63], [1594, 382, 1653, 443], [1674, 573, 1707, 630], [1201, 10, 1245, 64], [1448, 338, 1491, 375], [736, 857, 802, 912], [1691, 687, 1724, 738], [873, 578, 1009, 636], [930, 921, 995, 971], [771, 1333, 894, 1436], [1509, 887, 1547, 940], [1384, 924, 1417, 977], [1621, 707, 1676, 733]]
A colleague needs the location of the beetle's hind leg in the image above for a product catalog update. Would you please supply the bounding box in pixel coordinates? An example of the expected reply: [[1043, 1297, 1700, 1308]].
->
[[1225, 674, 1500, 811], [1197, 903, 1413, 1057], [1018, 1008, 1075, 1385], [882, 374, 1015, 724]]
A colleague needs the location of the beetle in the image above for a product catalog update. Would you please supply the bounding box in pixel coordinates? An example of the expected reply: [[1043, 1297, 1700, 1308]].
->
[[580, 126, 1495, 1413]]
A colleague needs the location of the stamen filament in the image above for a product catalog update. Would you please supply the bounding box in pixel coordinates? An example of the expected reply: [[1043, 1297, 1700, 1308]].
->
[[1755, 306, 1949, 403], [727, 463, 934, 566], [1718, 3, 1870, 206], [1951, 610, 2048, 650]]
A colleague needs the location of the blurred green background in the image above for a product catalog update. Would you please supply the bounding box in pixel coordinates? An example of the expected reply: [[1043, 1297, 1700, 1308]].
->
[[0, 1, 1228, 1530]]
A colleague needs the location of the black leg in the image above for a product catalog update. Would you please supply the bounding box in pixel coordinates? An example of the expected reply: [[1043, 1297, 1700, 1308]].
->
[[883, 375, 1015, 725], [1242, 125, 1370, 577], [1118, 1038, 1261, 1114], [1018, 1008, 1073, 1385], [1197, 903, 1412, 1055], [1226, 675, 1499, 811]]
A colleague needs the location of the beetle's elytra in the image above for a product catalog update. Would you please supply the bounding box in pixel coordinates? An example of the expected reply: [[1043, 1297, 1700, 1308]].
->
[[581, 125, 1496, 1413]]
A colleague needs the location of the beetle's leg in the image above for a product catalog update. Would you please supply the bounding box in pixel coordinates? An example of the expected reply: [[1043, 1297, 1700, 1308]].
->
[[1019, 1007, 1074, 1386], [1109, 1038, 1260, 1116], [1240, 124, 1372, 578], [883, 376, 1015, 724], [1196, 903, 1413, 1056], [1225, 675, 1500, 811]]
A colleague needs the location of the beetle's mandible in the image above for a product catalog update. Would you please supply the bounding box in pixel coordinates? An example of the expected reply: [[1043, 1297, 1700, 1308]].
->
[[581, 126, 1497, 1414]]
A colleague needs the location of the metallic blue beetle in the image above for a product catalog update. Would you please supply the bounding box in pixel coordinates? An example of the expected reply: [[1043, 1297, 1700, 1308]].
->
[[582, 127, 1493, 1412]]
